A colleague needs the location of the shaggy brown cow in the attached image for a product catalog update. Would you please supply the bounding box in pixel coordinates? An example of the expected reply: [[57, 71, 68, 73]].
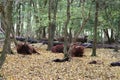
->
[[51, 44, 64, 53], [51, 43, 84, 62], [16, 42, 40, 55], [69, 43, 84, 57]]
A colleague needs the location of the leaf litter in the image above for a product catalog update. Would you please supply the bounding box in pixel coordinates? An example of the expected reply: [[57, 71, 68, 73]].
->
[[0, 44, 120, 80]]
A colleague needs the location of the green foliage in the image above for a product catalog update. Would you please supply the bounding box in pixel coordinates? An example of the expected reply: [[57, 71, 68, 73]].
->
[[11, 0, 120, 39]]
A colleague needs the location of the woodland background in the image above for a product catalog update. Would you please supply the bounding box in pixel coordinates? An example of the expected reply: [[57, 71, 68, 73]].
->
[[0, 0, 120, 80]]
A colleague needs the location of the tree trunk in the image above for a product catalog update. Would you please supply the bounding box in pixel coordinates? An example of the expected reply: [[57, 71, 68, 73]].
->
[[26, 1, 32, 39], [42, 27, 46, 38], [32, 0, 40, 30], [16, 3, 21, 36], [110, 29, 114, 42], [103, 29, 110, 43], [103, 28, 114, 44], [1, 22, 5, 33], [91, 0, 99, 56], [114, 19, 120, 52], [0, 0, 13, 69], [69, 27, 72, 43], [72, 1, 91, 42], [47, 0, 58, 50], [118, 20, 120, 38], [63, 0, 71, 59], [47, 0, 52, 50]]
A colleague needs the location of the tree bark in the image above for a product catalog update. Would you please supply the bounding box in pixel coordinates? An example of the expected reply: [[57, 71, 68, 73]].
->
[[42, 27, 46, 38], [91, 0, 99, 56], [47, 0, 52, 50], [69, 27, 72, 43], [103, 28, 114, 44], [114, 19, 120, 52], [0, 0, 13, 69], [16, 3, 21, 36], [63, 0, 71, 59], [47, 0, 58, 50]]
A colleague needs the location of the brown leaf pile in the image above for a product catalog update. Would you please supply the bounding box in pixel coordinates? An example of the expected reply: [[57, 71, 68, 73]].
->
[[0, 43, 120, 80]]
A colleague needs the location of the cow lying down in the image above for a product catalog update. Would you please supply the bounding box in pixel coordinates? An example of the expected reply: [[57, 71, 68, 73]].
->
[[16, 42, 40, 55]]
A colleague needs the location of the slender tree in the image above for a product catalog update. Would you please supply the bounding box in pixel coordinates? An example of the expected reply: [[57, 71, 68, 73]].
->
[[72, 0, 92, 42], [63, 0, 71, 59], [91, 0, 99, 56], [16, 2, 21, 36]]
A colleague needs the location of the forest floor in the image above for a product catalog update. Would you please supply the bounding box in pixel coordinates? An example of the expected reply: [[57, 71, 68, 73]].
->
[[0, 43, 120, 80]]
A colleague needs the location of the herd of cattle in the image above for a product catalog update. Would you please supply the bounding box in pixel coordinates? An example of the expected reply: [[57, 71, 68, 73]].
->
[[15, 36, 88, 56], [15, 36, 120, 54], [15, 36, 120, 66]]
